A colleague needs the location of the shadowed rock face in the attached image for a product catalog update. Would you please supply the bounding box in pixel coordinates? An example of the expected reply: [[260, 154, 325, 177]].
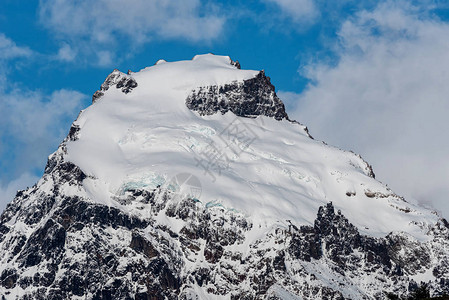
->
[[186, 71, 288, 120], [1, 157, 449, 300]]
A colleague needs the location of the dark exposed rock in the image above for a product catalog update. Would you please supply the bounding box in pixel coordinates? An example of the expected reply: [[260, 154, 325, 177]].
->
[[2, 191, 449, 298], [1, 268, 18, 289], [67, 124, 80, 141], [22, 195, 56, 225], [273, 251, 286, 272], [387, 233, 431, 274], [204, 242, 224, 263], [43, 157, 87, 185], [130, 232, 159, 258], [288, 225, 322, 262], [288, 202, 364, 266], [18, 218, 66, 268], [11, 234, 26, 256], [346, 191, 356, 197], [116, 76, 138, 93], [230, 59, 241, 69], [58, 197, 149, 230], [186, 71, 288, 120], [1, 160, 449, 299], [92, 69, 138, 103]]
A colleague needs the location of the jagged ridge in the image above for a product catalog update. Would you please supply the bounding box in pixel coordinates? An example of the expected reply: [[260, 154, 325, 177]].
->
[[92, 69, 138, 103], [186, 71, 288, 120]]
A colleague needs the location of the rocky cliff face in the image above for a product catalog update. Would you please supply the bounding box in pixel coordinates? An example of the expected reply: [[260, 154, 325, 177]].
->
[[0, 55, 448, 299], [1, 164, 448, 299], [186, 71, 288, 121]]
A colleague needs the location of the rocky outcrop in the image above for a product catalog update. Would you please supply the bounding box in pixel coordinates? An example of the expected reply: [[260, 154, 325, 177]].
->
[[94, 65, 288, 120], [186, 71, 288, 120], [92, 69, 138, 103]]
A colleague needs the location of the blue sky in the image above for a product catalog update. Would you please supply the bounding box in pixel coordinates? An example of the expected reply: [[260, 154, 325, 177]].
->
[[1, 0, 449, 218]]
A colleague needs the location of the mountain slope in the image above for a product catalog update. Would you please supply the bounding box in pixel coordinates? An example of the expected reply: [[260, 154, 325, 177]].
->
[[0, 54, 448, 299]]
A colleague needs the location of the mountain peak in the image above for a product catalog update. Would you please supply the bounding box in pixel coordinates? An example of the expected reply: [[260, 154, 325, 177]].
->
[[63, 55, 438, 238], [91, 54, 288, 121], [1, 55, 448, 299]]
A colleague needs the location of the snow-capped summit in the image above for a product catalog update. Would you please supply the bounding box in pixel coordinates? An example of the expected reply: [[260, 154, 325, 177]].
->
[[67, 54, 435, 238], [0, 54, 448, 299]]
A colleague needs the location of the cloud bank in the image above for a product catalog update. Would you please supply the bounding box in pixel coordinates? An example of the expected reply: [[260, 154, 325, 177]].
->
[[290, 1, 449, 216]]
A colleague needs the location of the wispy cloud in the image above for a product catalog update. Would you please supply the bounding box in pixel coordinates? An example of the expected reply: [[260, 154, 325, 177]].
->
[[0, 87, 86, 180], [55, 43, 77, 62], [264, 0, 320, 24], [0, 173, 39, 212], [0, 34, 33, 60], [0, 34, 34, 84], [38, 0, 225, 65], [289, 1, 449, 216]]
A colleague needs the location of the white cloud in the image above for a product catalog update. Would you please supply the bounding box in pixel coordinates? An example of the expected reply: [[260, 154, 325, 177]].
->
[[1, 88, 85, 142], [0, 34, 86, 209], [0, 86, 86, 208], [38, 0, 225, 65], [265, 0, 320, 23], [0, 173, 39, 212], [0, 34, 33, 85], [96, 50, 114, 67], [291, 1, 449, 217], [56, 43, 77, 62], [0, 34, 33, 60], [0, 88, 86, 181]]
